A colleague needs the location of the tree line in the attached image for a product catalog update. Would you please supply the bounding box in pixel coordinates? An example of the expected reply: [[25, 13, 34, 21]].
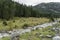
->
[[0, 0, 40, 20]]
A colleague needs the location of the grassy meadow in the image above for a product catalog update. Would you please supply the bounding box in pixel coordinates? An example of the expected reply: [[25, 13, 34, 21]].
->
[[0, 17, 49, 31]]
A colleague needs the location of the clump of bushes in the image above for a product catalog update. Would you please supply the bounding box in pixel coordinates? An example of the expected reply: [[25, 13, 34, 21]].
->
[[3, 21, 7, 26], [14, 25, 18, 29], [22, 23, 29, 29], [13, 20, 15, 23]]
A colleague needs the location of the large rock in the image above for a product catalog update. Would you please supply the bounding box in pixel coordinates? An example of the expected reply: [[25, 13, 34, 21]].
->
[[53, 36, 60, 40]]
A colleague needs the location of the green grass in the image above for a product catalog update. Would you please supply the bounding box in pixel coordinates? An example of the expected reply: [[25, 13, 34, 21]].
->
[[0, 17, 49, 31], [0, 37, 10, 40]]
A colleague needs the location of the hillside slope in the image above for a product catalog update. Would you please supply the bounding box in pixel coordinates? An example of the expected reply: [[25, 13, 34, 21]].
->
[[34, 2, 60, 17]]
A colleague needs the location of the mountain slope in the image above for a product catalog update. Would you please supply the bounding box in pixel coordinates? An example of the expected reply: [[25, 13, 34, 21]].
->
[[34, 2, 60, 17]]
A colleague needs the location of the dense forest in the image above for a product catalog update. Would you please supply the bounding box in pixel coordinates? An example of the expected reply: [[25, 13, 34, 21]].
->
[[0, 0, 40, 20], [0, 0, 59, 20]]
